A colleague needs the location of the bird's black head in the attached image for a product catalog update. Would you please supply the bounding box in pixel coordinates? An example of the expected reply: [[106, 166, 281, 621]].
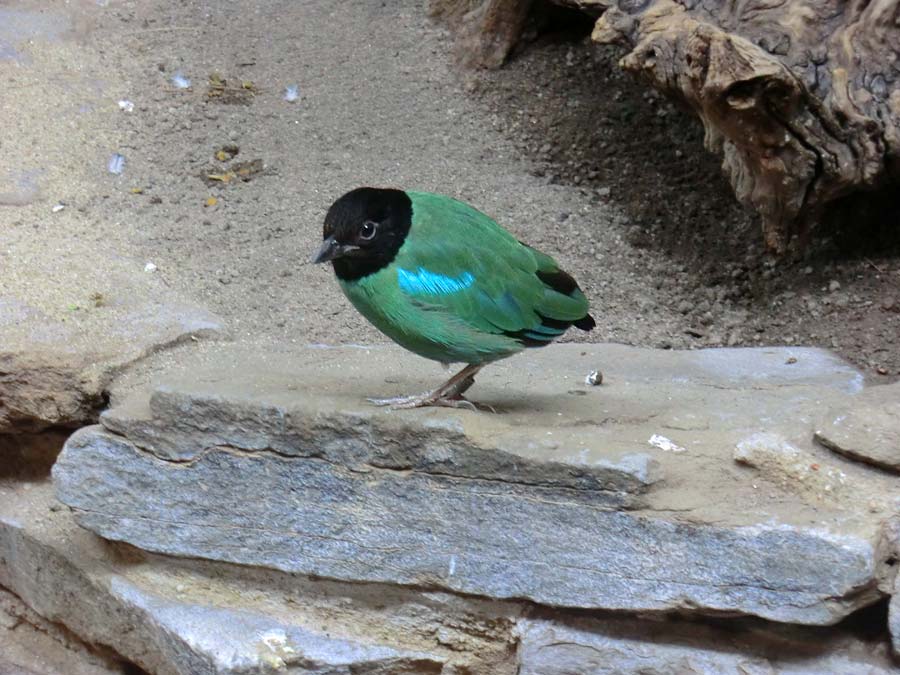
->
[[313, 187, 413, 281]]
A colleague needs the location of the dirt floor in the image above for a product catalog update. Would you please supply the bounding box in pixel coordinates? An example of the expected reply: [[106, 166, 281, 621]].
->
[[3, 0, 899, 380]]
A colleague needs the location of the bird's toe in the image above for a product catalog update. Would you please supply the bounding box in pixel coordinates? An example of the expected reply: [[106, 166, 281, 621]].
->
[[431, 395, 498, 413], [366, 392, 497, 413], [366, 394, 422, 407]]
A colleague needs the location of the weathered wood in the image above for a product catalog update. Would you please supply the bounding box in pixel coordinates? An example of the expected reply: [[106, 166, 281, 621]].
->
[[592, 0, 899, 251], [429, 0, 533, 68], [433, 0, 900, 251]]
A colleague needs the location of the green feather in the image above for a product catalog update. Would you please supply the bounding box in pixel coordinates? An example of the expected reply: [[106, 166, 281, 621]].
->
[[339, 191, 592, 365]]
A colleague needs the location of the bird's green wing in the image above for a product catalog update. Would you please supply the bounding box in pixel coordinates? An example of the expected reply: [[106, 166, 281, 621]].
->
[[395, 192, 592, 344]]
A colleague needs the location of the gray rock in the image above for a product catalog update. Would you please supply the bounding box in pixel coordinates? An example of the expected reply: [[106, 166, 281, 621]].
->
[[99, 385, 658, 503], [892, 592, 900, 659], [881, 517, 900, 658], [733, 433, 897, 509], [516, 616, 899, 674], [107, 581, 443, 675], [815, 381, 900, 473], [0, 297, 220, 434], [53, 344, 895, 625], [0, 587, 127, 675], [0, 483, 461, 675]]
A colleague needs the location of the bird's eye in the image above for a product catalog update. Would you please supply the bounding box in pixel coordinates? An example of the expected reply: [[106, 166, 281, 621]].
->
[[359, 220, 378, 241]]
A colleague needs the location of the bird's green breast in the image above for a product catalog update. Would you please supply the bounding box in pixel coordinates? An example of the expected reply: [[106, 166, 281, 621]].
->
[[338, 265, 523, 364]]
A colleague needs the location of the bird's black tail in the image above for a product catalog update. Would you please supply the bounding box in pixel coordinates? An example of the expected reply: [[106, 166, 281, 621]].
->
[[534, 268, 596, 332], [574, 314, 596, 331]]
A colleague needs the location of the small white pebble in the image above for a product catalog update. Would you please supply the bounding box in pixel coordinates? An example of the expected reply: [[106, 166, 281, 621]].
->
[[283, 84, 300, 102], [648, 434, 685, 453], [107, 153, 125, 175], [171, 72, 191, 89], [585, 370, 603, 386], [144, 262, 157, 273], [51, 203, 66, 213], [117, 99, 134, 112]]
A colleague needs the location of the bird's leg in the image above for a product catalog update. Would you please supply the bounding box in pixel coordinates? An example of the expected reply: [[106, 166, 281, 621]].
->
[[368, 363, 495, 411]]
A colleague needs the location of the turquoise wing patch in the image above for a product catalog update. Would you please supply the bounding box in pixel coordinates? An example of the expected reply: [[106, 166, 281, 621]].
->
[[397, 267, 475, 296]]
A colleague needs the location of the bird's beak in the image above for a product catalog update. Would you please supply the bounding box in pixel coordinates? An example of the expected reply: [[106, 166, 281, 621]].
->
[[311, 236, 358, 264]]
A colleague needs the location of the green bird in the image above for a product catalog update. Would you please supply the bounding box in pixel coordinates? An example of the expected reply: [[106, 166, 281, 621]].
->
[[312, 187, 595, 410]]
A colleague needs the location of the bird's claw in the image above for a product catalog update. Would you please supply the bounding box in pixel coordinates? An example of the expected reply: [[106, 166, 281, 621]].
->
[[366, 394, 427, 408], [430, 395, 497, 413], [366, 393, 497, 413], [367, 363, 496, 412]]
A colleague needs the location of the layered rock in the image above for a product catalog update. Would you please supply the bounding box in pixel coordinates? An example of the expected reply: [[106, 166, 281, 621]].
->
[[53, 343, 899, 628], [815, 381, 900, 474], [0, 482, 513, 674], [3, 478, 897, 674], [516, 614, 899, 674], [0, 296, 220, 435]]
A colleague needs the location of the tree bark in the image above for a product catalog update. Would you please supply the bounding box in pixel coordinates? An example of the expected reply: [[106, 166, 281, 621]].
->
[[429, 0, 534, 69], [591, 0, 899, 251]]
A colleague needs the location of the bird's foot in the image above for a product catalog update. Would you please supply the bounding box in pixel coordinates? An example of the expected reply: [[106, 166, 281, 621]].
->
[[366, 393, 430, 408], [367, 363, 496, 412], [430, 394, 497, 413], [366, 392, 496, 413]]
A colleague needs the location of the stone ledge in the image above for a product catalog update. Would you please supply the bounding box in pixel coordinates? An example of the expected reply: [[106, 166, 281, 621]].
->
[[52, 343, 900, 626], [58, 424, 883, 624], [0, 482, 515, 674], [0, 298, 220, 435], [515, 614, 898, 674], [815, 381, 900, 474], [5, 481, 894, 674]]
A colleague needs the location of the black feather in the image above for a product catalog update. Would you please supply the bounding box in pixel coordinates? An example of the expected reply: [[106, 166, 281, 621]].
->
[[535, 269, 596, 332], [324, 187, 413, 281], [574, 314, 596, 331], [536, 269, 579, 296]]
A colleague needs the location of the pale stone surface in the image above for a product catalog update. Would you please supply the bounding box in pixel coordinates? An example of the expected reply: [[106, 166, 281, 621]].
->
[[0, 296, 220, 434], [815, 381, 900, 474], [882, 517, 900, 658], [104, 582, 445, 674], [0, 482, 515, 674], [516, 616, 899, 674], [0, 588, 126, 675], [892, 587, 900, 658], [54, 343, 899, 625], [0, 8, 220, 436], [733, 433, 896, 510]]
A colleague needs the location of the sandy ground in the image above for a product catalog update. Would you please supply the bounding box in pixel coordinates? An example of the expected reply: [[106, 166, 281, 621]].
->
[[2, 0, 898, 377]]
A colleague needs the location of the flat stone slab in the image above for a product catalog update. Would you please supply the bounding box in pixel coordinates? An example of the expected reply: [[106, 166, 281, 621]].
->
[[0, 588, 126, 675], [815, 381, 900, 473], [4, 482, 895, 675], [516, 615, 899, 674], [0, 296, 219, 434], [53, 343, 900, 625], [0, 482, 515, 674]]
